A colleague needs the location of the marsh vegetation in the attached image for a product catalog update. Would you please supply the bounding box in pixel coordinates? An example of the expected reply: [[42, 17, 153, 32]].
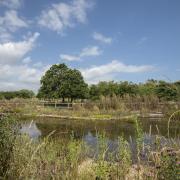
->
[[0, 114, 180, 180]]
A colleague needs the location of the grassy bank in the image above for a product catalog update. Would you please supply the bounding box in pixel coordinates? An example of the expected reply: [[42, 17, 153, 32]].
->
[[0, 115, 179, 179], [0, 98, 179, 121]]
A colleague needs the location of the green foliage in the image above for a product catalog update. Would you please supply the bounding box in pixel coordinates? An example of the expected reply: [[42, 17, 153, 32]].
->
[[0, 116, 179, 179], [93, 132, 112, 179], [5, 134, 84, 179], [89, 81, 138, 100], [116, 136, 132, 179], [0, 116, 18, 178], [38, 63, 88, 101], [118, 81, 138, 97], [155, 81, 178, 101], [135, 116, 144, 150], [138, 79, 157, 96], [89, 79, 180, 102], [134, 116, 144, 171], [89, 84, 101, 100], [37, 63, 68, 99], [157, 151, 179, 180], [0, 90, 35, 100]]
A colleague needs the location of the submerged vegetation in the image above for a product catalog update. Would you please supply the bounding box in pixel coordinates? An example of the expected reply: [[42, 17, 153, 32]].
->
[[0, 115, 179, 179]]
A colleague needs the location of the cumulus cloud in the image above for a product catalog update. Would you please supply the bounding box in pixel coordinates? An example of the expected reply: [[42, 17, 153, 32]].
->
[[81, 60, 154, 83], [93, 32, 112, 44], [0, 0, 22, 9], [0, 32, 45, 91], [38, 0, 94, 33], [0, 32, 39, 64], [0, 10, 28, 42], [0, 64, 50, 91], [60, 46, 102, 61]]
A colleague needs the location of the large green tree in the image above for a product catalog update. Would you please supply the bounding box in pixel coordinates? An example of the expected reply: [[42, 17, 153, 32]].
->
[[37, 64, 88, 102]]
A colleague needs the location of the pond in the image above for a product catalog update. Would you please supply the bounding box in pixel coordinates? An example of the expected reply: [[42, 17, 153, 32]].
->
[[20, 117, 180, 151]]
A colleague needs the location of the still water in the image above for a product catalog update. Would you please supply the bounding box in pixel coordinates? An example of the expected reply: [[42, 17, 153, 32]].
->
[[20, 117, 180, 146]]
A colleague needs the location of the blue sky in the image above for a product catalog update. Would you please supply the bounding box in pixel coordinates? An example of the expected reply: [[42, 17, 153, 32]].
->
[[0, 0, 180, 91]]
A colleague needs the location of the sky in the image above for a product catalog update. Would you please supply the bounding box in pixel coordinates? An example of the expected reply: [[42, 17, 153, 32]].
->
[[0, 0, 180, 92]]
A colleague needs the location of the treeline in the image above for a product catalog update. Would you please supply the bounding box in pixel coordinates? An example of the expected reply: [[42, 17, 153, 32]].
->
[[0, 90, 35, 100], [1, 81, 180, 101], [1, 63, 179, 102], [37, 63, 180, 102], [89, 80, 180, 101]]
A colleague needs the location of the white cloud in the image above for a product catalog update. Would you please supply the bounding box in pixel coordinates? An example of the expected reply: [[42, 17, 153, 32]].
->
[[0, 32, 39, 64], [38, 0, 94, 33], [60, 46, 102, 61], [93, 32, 112, 44], [0, 63, 50, 91], [81, 60, 154, 83], [0, 10, 28, 41], [0, 32, 44, 91], [0, 0, 22, 9], [60, 54, 80, 61], [80, 46, 102, 57], [0, 10, 27, 31]]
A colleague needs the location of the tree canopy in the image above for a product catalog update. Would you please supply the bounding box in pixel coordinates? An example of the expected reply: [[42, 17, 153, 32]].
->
[[37, 64, 88, 102], [89, 80, 180, 101], [0, 90, 35, 100]]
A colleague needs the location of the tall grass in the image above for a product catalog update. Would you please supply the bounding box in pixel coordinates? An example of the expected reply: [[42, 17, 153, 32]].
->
[[0, 115, 179, 179], [0, 95, 179, 121], [0, 116, 18, 179]]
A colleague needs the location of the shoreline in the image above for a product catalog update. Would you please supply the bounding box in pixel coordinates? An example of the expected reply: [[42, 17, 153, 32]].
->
[[19, 111, 164, 121]]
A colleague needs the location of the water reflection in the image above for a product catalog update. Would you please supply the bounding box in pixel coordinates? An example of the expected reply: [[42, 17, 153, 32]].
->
[[20, 121, 41, 139], [20, 118, 180, 161], [20, 117, 179, 144]]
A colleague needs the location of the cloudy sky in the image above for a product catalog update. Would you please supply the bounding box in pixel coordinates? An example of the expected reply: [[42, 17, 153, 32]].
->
[[0, 0, 180, 91]]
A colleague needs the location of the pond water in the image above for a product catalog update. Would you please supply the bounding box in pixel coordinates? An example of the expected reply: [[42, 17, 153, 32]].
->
[[20, 117, 180, 147], [19, 117, 180, 161]]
